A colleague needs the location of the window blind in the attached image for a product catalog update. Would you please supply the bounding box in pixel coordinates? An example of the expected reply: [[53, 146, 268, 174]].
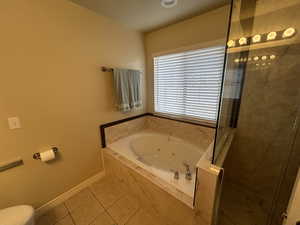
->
[[154, 46, 225, 122]]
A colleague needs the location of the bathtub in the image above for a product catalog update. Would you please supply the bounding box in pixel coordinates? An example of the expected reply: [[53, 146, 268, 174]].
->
[[107, 130, 206, 200]]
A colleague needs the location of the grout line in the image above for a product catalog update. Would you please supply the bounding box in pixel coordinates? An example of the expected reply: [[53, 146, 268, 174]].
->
[[64, 202, 76, 225], [69, 213, 77, 225], [62, 199, 76, 225], [62, 202, 77, 225], [88, 181, 141, 225], [124, 207, 141, 225], [58, 176, 141, 225], [88, 186, 120, 225], [85, 187, 111, 225], [45, 203, 72, 225]]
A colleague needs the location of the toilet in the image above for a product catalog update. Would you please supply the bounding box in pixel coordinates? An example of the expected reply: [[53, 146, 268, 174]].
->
[[0, 205, 35, 225]]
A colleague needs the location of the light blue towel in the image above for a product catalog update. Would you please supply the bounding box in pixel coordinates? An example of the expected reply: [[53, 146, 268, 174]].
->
[[113, 68, 142, 113]]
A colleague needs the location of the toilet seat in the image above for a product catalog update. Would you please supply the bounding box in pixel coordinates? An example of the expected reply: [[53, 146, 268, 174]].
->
[[0, 205, 35, 225]]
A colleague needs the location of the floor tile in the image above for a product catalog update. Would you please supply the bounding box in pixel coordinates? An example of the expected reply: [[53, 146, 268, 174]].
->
[[36, 215, 53, 225], [107, 195, 139, 225], [55, 215, 75, 225], [65, 188, 98, 212], [69, 191, 105, 225], [90, 177, 126, 208], [47, 204, 69, 223], [126, 209, 164, 225], [218, 211, 236, 225], [36, 204, 68, 225], [89, 212, 115, 225]]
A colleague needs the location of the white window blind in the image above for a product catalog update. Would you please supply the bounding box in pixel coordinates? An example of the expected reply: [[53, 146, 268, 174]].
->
[[154, 46, 225, 122]]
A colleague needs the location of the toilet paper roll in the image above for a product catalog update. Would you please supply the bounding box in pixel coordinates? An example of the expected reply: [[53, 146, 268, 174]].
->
[[40, 149, 56, 162]]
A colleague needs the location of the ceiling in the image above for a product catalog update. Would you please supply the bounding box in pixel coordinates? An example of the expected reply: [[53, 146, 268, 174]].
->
[[69, 0, 228, 32]]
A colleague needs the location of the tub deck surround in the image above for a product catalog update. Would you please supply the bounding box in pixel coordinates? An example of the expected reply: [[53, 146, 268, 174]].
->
[[100, 113, 149, 148], [103, 150, 208, 225], [108, 130, 204, 198], [194, 143, 224, 225], [103, 147, 194, 207], [144, 116, 215, 151], [100, 113, 215, 149], [100, 113, 217, 225], [104, 116, 147, 146]]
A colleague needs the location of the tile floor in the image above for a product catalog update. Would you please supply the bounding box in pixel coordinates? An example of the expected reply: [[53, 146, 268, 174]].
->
[[218, 181, 271, 225], [37, 177, 165, 225]]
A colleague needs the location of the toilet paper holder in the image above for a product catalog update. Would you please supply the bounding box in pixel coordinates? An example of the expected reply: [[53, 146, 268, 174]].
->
[[33, 147, 59, 160]]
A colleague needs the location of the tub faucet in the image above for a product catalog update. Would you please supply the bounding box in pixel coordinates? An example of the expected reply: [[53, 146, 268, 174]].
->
[[171, 170, 179, 180], [174, 171, 179, 180], [183, 163, 192, 181]]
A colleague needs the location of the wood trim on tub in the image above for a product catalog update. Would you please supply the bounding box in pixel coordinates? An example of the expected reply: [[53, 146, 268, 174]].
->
[[99, 113, 151, 148], [99, 112, 216, 148]]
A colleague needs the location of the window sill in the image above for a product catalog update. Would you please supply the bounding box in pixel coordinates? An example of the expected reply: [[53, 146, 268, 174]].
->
[[152, 112, 216, 128]]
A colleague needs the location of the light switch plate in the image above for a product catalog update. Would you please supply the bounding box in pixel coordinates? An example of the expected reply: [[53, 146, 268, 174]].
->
[[8, 117, 21, 129]]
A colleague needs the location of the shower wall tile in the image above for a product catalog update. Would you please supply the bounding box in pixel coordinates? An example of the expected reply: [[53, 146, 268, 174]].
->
[[224, 43, 300, 216], [219, 181, 271, 225], [145, 116, 216, 151], [105, 117, 146, 144]]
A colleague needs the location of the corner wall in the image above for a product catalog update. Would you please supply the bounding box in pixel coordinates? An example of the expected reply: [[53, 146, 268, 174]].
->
[[0, 0, 146, 208], [144, 5, 230, 112]]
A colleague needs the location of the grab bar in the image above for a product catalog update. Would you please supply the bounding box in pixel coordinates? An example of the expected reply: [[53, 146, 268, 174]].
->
[[0, 157, 23, 172]]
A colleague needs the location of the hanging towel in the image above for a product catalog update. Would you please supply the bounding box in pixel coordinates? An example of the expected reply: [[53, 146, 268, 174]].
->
[[113, 68, 142, 113]]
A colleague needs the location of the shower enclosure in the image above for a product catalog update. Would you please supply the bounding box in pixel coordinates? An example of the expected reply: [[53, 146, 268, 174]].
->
[[213, 0, 300, 225]]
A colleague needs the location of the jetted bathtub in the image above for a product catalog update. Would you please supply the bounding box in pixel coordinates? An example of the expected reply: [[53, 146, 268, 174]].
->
[[107, 130, 205, 198]]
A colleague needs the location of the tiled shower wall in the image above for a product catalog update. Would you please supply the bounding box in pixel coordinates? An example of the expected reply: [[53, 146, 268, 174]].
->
[[223, 33, 300, 225]]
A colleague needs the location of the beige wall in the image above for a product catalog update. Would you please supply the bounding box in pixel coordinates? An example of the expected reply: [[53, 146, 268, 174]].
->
[[144, 5, 230, 112], [0, 0, 146, 209]]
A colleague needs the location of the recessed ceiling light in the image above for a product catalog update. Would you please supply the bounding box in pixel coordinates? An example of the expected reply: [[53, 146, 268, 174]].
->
[[262, 56, 267, 60], [161, 0, 178, 8], [270, 55, 276, 60], [254, 56, 259, 61]]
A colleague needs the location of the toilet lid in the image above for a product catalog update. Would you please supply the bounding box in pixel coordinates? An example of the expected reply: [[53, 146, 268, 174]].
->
[[0, 205, 34, 225]]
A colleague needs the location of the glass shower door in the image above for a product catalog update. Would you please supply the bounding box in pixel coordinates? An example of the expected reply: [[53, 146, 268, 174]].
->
[[214, 0, 300, 225]]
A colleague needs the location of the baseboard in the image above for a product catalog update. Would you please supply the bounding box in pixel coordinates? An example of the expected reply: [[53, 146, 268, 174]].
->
[[35, 170, 105, 217]]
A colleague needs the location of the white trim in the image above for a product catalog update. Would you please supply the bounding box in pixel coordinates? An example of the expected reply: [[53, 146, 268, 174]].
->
[[152, 112, 216, 127], [35, 170, 105, 217]]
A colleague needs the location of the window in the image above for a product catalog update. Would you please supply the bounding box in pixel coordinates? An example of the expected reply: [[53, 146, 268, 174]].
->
[[154, 46, 225, 123]]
